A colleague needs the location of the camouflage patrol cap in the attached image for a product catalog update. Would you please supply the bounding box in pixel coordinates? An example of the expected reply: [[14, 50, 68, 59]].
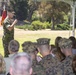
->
[[37, 38, 50, 45], [8, 40, 20, 52], [22, 41, 32, 47], [22, 41, 37, 53], [58, 38, 72, 49]]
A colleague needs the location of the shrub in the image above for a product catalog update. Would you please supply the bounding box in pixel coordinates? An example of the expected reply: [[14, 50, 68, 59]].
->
[[55, 23, 71, 30], [43, 22, 51, 29], [32, 21, 43, 30], [15, 21, 51, 30], [31, 21, 51, 30], [15, 25, 33, 30]]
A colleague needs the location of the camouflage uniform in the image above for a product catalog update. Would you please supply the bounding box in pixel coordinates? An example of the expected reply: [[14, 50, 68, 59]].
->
[[57, 38, 75, 75], [46, 56, 75, 75], [61, 56, 75, 75], [2, 17, 14, 57], [32, 59, 46, 75], [22, 41, 46, 75], [37, 38, 59, 75], [39, 54, 59, 75]]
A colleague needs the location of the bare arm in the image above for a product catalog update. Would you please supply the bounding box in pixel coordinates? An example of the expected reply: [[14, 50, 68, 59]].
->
[[7, 19, 18, 31]]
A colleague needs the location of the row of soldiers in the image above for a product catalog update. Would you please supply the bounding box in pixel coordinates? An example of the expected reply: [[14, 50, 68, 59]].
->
[[2, 37, 76, 75], [21, 37, 75, 75]]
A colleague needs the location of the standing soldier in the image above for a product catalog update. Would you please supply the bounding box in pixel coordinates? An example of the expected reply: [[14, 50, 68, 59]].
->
[[2, 7, 17, 57]]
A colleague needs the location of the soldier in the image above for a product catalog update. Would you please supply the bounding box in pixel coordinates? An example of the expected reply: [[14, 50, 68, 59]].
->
[[22, 41, 46, 75], [37, 38, 59, 74], [9, 52, 33, 75], [2, 7, 17, 57], [4, 40, 20, 75], [58, 38, 75, 75]]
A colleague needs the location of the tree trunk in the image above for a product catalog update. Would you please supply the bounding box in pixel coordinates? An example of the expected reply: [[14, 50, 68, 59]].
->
[[51, 17, 55, 30]]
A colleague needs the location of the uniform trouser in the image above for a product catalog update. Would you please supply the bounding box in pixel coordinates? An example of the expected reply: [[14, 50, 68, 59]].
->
[[2, 37, 14, 57]]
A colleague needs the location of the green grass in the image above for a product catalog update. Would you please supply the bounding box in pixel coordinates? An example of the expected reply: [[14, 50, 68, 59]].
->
[[0, 28, 72, 56]]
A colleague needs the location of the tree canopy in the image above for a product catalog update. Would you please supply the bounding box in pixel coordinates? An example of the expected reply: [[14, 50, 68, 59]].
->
[[10, 0, 28, 21], [8, 0, 72, 29]]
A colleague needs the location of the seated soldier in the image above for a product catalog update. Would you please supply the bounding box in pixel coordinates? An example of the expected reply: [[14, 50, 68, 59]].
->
[[37, 38, 59, 74], [55, 36, 65, 61], [22, 41, 46, 75], [58, 38, 75, 75], [4, 40, 20, 75], [9, 52, 33, 75]]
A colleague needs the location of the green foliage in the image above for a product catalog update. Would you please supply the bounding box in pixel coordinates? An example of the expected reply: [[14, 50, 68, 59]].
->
[[32, 21, 43, 30], [37, 1, 70, 29], [32, 12, 39, 21], [15, 21, 51, 30], [27, 0, 39, 22], [15, 25, 33, 30], [31, 21, 51, 30], [55, 23, 71, 30], [10, 0, 28, 21]]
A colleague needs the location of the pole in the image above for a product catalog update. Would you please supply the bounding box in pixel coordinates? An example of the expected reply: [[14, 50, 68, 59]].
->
[[72, 2, 75, 36]]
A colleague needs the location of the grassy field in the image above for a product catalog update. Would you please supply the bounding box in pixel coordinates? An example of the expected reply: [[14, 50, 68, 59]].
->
[[0, 26, 75, 56]]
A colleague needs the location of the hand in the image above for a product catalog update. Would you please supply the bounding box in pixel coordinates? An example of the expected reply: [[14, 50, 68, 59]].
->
[[14, 19, 18, 24], [11, 19, 18, 26]]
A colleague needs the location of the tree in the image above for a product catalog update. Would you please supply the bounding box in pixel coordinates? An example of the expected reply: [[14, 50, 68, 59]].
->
[[37, 1, 70, 29], [10, 0, 28, 21], [27, 0, 39, 22]]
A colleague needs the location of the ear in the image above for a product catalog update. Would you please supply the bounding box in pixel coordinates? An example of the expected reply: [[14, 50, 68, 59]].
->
[[29, 68, 33, 75], [9, 67, 13, 75], [61, 49, 64, 53], [37, 47, 40, 52], [49, 45, 51, 50]]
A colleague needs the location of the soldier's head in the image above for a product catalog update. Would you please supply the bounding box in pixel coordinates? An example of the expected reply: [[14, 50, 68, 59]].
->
[[58, 38, 72, 56], [55, 36, 62, 47], [22, 41, 37, 60], [37, 38, 51, 57], [10, 52, 32, 75], [7, 7, 15, 18], [8, 40, 20, 54]]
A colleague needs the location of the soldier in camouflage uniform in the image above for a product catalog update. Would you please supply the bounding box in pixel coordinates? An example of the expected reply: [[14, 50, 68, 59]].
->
[[58, 38, 75, 75], [2, 8, 17, 57], [37, 38, 59, 75], [22, 41, 46, 75]]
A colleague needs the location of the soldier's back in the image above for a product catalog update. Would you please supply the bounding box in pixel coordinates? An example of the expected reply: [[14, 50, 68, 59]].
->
[[39, 54, 58, 69], [32, 60, 46, 75], [61, 56, 75, 75]]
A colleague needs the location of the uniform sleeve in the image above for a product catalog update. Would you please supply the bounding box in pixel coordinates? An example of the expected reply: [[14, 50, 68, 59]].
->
[[62, 56, 75, 75], [3, 19, 11, 29], [32, 61, 46, 75]]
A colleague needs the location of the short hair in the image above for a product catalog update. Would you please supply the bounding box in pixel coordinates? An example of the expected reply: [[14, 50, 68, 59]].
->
[[7, 6, 14, 12], [55, 36, 62, 47], [10, 52, 32, 75], [8, 40, 20, 52]]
